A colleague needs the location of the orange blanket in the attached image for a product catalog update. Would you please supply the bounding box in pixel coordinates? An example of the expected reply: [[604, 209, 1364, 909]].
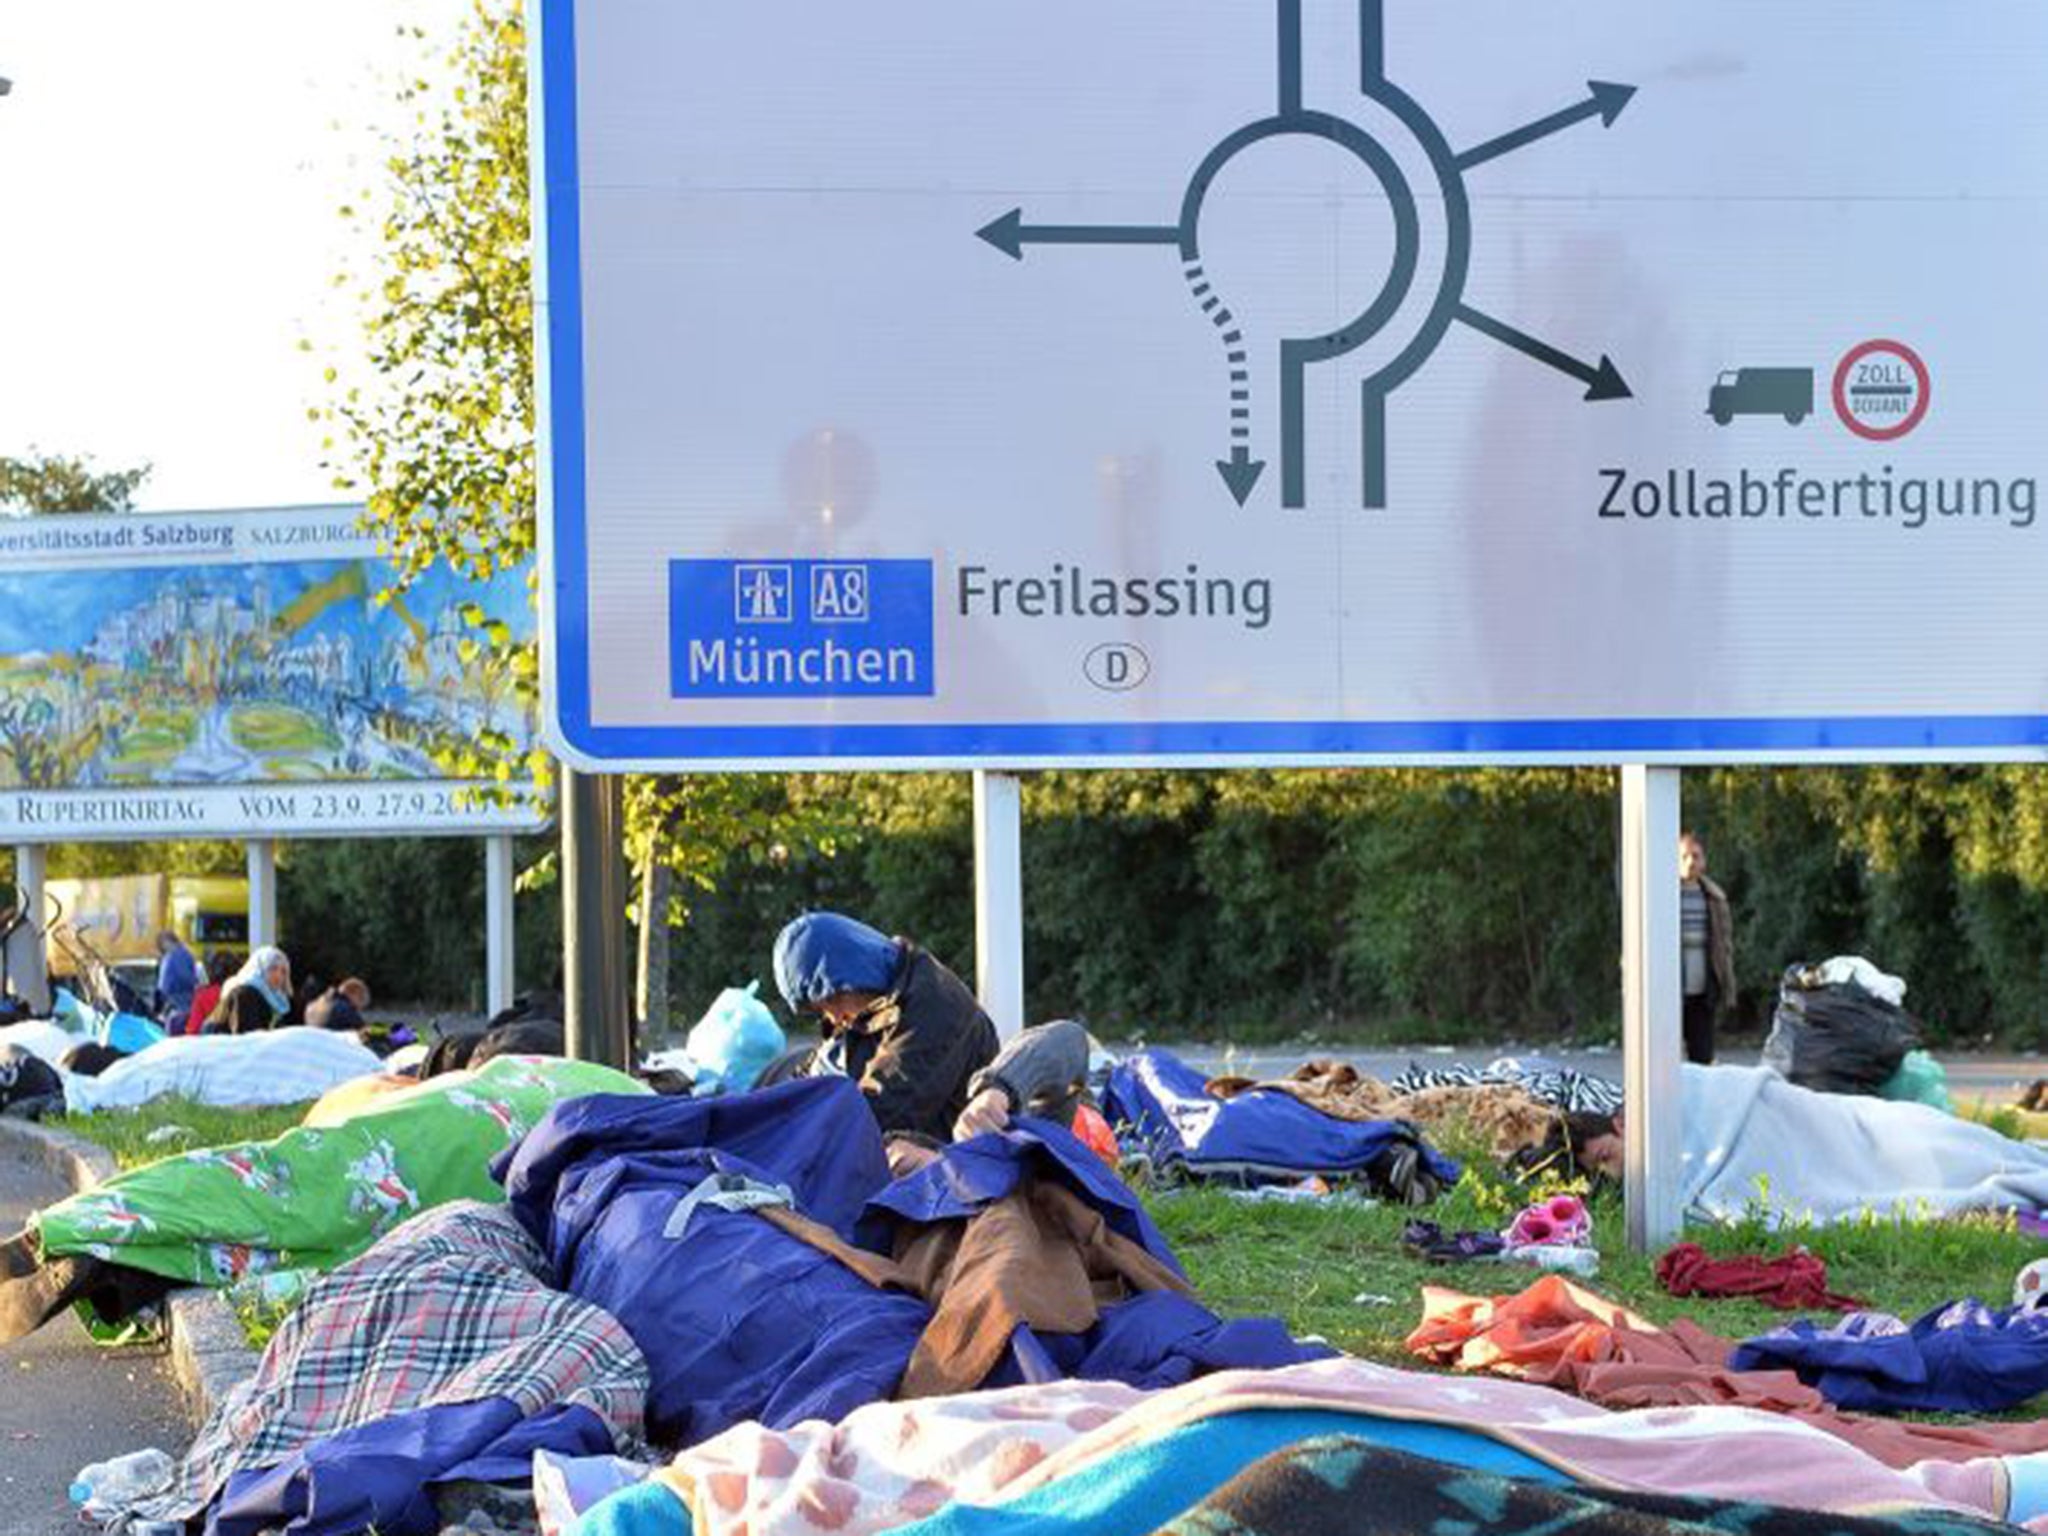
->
[[1407, 1274, 2048, 1471]]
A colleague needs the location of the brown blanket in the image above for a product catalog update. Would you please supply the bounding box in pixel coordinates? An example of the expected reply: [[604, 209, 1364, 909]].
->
[[764, 1172, 1190, 1400], [1207, 1059, 1562, 1160]]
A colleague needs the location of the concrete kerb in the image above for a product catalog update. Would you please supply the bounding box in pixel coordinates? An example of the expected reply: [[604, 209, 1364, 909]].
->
[[0, 1116, 259, 1423]]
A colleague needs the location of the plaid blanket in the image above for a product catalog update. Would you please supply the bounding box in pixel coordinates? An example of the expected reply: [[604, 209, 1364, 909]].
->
[[1388, 1059, 1624, 1117], [135, 1200, 648, 1525]]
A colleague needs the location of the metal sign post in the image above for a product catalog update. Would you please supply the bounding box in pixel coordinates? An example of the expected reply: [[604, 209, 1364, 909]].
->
[[484, 833, 518, 1018], [562, 767, 632, 1068], [1620, 765, 1683, 1251], [972, 770, 1027, 1039], [8, 844, 49, 1013], [246, 839, 279, 951]]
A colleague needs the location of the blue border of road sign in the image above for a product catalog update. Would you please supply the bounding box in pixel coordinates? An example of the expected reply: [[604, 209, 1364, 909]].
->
[[533, 1, 2048, 768]]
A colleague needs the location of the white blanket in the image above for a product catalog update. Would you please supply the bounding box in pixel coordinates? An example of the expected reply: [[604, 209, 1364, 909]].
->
[[59, 1027, 383, 1114], [1680, 1063, 2048, 1223], [0, 1020, 83, 1068]]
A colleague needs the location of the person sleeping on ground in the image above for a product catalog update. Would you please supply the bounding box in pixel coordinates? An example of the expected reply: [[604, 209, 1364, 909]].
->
[[1544, 1062, 2048, 1223], [768, 911, 1090, 1143]]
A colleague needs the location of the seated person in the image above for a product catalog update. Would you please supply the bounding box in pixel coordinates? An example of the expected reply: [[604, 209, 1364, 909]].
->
[[185, 951, 235, 1036], [303, 977, 371, 1032], [770, 911, 1089, 1143], [154, 930, 199, 1029], [202, 946, 293, 1034]]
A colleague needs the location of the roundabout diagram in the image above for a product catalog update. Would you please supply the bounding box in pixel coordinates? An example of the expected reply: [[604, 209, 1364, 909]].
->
[[977, 0, 1638, 510]]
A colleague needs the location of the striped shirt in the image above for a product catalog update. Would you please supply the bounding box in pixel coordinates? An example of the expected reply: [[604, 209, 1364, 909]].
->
[[1681, 881, 1710, 996]]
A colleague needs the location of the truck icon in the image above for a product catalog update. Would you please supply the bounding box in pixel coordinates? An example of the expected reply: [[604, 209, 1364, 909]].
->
[[1707, 368, 1813, 426]]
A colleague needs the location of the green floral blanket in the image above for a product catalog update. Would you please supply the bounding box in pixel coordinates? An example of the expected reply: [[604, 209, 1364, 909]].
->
[[34, 1056, 644, 1286]]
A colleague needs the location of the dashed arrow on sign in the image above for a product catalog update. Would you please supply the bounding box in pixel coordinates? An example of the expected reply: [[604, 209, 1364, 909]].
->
[[1215, 448, 1268, 507]]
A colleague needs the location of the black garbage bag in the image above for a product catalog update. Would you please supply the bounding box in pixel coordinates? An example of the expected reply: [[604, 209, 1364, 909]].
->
[[1762, 963, 1921, 1095]]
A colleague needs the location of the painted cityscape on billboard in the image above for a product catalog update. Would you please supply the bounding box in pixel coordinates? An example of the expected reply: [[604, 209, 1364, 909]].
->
[[0, 557, 534, 791]]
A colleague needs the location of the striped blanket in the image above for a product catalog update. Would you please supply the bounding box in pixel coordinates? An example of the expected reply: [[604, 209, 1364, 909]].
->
[[1388, 1058, 1625, 1117]]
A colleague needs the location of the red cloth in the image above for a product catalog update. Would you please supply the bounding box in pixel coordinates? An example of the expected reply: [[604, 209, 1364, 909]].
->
[[1072, 1103, 1119, 1166], [1656, 1243, 1863, 1312], [185, 982, 222, 1036]]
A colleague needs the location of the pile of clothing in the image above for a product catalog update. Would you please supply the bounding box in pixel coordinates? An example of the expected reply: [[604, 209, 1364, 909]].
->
[[1409, 1272, 2048, 1433], [49, 1037, 2048, 1536], [115, 1076, 1323, 1534], [1403, 1194, 1600, 1276]]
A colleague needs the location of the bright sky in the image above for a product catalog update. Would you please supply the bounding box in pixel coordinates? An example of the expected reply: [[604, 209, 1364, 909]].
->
[[0, 1, 468, 512]]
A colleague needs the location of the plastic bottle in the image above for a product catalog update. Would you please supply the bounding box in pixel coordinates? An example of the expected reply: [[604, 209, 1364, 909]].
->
[[69, 1447, 176, 1517]]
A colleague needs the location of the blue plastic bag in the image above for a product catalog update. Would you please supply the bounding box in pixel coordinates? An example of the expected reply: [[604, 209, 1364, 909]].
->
[[102, 1011, 166, 1056], [50, 987, 95, 1035], [685, 981, 785, 1095]]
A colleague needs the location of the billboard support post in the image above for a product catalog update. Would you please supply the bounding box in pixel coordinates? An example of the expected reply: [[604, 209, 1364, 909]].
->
[[563, 767, 632, 1068], [9, 844, 49, 1014], [973, 770, 1026, 1040], [246, 839, 279, 952], [485, 833, 517, 1019], [1620, 765, 1683, 1252]]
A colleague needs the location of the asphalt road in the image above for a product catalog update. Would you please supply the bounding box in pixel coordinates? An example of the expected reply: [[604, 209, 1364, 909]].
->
[[1129, 1042, 2046, 1105], [0, 1148, 189, 1536]]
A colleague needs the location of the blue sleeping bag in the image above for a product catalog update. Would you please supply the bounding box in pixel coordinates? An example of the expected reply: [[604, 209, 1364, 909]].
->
[[499, 1077, 922, 1445], [1103, 1049, 1461, 1191], [501, 1076, 1323, 1447]]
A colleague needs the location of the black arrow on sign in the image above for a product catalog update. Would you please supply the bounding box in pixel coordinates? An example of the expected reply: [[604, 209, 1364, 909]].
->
[[975, 209, 1181, 261], [1454, 81, 1638, 173], [1215, 447, 1268, 507], [1454, 305, 1632, 401]]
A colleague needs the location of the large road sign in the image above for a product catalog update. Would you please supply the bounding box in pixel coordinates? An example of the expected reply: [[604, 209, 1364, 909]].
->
[[534, 0, 2048, 768]]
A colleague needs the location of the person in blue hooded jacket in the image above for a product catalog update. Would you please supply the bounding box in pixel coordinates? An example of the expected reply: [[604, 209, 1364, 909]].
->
[[771, 911, 1089, 1143]]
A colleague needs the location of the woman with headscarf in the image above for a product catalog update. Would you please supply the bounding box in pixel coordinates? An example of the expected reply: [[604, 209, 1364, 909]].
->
[[203, 945, 292, 1035]]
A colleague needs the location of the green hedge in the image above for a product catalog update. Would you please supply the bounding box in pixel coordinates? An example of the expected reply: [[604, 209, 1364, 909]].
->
[[18, 767, 2047, 1046], [278, 834, 561, 1013], [665, 768, 2048, 1047]]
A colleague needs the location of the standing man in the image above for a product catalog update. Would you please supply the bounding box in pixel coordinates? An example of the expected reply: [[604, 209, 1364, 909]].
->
[[154, 929, 200, 1030], [1678, 832, 1737, 1064]]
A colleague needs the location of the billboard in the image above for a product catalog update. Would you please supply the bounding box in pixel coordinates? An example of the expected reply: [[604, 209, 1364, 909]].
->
[[0, 506, 544, 840], [535, 0, 2048, 769]]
